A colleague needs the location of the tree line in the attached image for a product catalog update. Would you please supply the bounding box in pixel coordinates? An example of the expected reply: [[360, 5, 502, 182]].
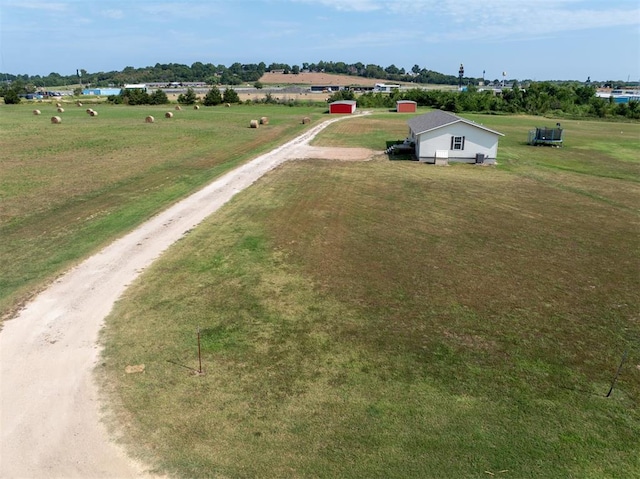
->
[[1, 61, 472, 88], [329, 83, 640, 120], [2, 61, 637, 119], [1, 60, 633, 91], [107, 86, 240, 106]]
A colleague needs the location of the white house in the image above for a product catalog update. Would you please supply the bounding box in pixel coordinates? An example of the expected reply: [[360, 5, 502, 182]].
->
[[407, 110, 504, 164], [123, 83, 148, 92], [374, 83, 400, 93]]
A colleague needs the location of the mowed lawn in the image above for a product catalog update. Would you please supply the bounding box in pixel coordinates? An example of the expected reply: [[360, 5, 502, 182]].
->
[[99, 113, 639, 478], [0, 102, 326, 319]]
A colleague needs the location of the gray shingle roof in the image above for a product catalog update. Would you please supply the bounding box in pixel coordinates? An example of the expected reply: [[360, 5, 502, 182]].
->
[[407, 110, 504, 136]]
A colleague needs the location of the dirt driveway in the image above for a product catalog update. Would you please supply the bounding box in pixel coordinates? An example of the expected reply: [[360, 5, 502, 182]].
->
[[0, 113, 376, 478]]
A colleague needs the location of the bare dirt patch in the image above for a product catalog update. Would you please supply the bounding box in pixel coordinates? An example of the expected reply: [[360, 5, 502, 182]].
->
[[259, 72, 388, 87], [287, 145, 378, 161]]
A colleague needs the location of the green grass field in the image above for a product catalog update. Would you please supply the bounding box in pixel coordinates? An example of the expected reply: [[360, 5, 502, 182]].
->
[[2, 103, 638, 477], [94, 112, 639, 477], [0, 102, 326, 319]]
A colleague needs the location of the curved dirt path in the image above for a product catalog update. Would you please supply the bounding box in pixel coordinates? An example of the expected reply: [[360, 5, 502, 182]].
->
[[0, 113, 374, 478]]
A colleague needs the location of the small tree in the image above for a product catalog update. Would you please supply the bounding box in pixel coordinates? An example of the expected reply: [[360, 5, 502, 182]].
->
[[327, 90, 355, 102], [2, 79, 24, 104], [222, 87, 240, 104], [254, 81, 263, 89], [626, 100, 640, 120], [203, 87, 222, 106], [149, 89, 169, 105], [120, 88, 150, 105], [263, 93, 277, 104], [177, 87, 197, 105], [3, 89, 20, 104], [107, 94, 123, 104]]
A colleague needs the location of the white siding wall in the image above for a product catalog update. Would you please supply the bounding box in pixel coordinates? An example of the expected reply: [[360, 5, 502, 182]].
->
[[415, 122, 499, 163]]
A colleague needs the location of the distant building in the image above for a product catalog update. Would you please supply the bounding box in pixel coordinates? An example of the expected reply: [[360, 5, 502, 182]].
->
[[82, 88, 121, 96], [596, 88, 640, 103], [310, 85, 341, 93], [396, 100, 417, 113], [329, 100, 357, 114], [374, 83, 400, 93], [124, 83, 148, 92]]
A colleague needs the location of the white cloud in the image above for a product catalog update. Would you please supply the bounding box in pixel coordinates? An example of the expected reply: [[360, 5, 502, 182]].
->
[[257, 20, 302, 38], [290, 0, 381, 12], [427, 3, 640, 43], [2, 0, 69, 12], [290, 0, 639, 39], [137, 2, 223, 20], [100, 9, 124, 20], [323, 29, 415, 48]]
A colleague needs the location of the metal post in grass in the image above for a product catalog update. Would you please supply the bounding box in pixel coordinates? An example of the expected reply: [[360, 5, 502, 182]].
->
[[197, 327, 203, 375], [606, 349, 628, 397]]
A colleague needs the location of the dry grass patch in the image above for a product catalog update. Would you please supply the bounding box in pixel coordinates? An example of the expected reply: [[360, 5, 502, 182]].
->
[[100, 115, 639, 477], [0, 103, 326, 319]]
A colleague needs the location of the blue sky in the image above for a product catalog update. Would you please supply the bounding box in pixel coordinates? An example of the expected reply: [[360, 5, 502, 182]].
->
[[1, 0, 638, 81]]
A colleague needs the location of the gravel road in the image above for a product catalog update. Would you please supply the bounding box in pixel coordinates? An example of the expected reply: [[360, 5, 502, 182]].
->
[[0, 113, 373, 478]]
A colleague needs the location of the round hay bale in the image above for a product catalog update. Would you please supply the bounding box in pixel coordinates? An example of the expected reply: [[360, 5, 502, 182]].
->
[[56, 102, 62, 108], [90, 110, 98, 117], [302, 117, 311, 124], [145, 115, 155, 123], [193, 105, 200, 110], [57, 107, 64, 113], [76, 101, 83, 107], [259, 116, 269, 125], [33, 109, 41, 115], [175, 105, 182, 111], [86, 108, 94, 114], [165, 112, 174, 118], [51, 116, 62, 124], [225, 103, 231, 108], [250, 119, 259, 128]]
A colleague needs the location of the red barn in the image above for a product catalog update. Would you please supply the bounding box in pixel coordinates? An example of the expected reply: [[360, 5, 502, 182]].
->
[[396, 100, 417, 113], [329, 100, 357, 114]]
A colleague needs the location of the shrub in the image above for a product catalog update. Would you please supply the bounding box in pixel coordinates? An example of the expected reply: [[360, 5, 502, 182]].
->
[[327, 90, 355, 103], [149, 89, 169, 105], [203, 87, 222, 106], [121, 88, 151, 105], [222, 87, 240, 104], [177, 87, 197, 105], [3, 90, 20, 104]]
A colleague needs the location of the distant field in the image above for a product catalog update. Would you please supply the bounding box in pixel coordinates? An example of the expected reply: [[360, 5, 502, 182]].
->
[[99, 113, 639, 478], [0, 102, 327, 319], [260, 71, 394, 86]]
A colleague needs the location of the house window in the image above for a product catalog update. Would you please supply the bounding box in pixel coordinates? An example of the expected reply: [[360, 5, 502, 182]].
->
[[451, 135, 465, 150]]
